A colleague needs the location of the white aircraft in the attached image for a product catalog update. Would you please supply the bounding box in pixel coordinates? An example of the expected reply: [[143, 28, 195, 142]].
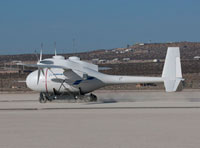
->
[[21, 47, 183, 103]]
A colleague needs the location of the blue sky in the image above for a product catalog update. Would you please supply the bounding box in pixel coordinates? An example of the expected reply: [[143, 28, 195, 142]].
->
[[0, 0, 200, 54]]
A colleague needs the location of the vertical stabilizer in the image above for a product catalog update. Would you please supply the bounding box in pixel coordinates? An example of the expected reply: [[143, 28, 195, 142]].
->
[[162, 47, 183, 92]]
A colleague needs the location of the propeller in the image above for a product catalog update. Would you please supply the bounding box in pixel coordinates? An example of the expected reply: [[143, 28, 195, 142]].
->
[[34, 50, 39, 61], [37, 43, 44, 84]]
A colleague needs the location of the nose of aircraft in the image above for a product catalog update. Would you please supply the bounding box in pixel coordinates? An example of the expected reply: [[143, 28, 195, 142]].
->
[[26, 71, 38, 91]]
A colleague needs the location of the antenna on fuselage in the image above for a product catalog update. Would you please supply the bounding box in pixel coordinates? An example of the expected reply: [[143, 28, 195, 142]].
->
[[54, 41, 57, 56], [40, 42, 43, 61]]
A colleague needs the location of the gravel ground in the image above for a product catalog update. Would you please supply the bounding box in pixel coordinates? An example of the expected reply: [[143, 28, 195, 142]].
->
[[0, 90, 200, 148]]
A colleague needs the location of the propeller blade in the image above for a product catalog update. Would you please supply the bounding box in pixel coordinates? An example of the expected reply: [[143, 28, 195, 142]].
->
[[37, 69, 41, 84], [34, 50, 39, 61], [41, 68, 44, 76]]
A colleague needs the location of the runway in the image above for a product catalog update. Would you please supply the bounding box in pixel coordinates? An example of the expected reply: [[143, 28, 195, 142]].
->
[[0, 90, 200, 110], [0, 90, 200, 148]]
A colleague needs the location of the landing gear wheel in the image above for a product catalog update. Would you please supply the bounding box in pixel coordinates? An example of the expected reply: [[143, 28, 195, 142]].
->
[[39, 93, 47, 103], [90, 94, 97, 102], [40, 97, 47, 103]]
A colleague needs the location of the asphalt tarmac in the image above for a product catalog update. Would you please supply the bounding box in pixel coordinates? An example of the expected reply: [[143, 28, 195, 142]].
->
[[0, 90, 200, 148]]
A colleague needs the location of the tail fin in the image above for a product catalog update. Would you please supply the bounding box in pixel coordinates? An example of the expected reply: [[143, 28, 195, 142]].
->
[[162, 47, 183, 92]]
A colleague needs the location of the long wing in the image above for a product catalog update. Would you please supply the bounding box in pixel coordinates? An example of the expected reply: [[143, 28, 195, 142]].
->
[[17, 63, 68, 69]]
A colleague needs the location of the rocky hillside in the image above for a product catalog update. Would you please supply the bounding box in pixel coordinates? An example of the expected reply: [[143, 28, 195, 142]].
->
[[0, 42, 200, 62]]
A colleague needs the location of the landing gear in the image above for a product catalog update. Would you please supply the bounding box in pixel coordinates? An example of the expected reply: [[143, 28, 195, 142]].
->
[[74, 93, 97, 102], [39, 92, 47, 103], [39, 92, 98, 103]]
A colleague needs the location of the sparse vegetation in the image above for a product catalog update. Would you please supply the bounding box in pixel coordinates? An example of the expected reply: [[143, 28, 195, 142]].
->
[[1, 42, 200, 91]]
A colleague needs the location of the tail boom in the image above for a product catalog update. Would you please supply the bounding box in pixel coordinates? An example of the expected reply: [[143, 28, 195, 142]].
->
[[103, 75, 163, 84]]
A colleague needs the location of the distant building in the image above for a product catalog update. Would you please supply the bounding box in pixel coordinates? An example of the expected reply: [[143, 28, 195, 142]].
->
[[153, 59, 160, 63], [122, 58, 130, 62], [194, 56, 200, 60], [111, 58, 119, 63], [12, 60, 22, 64], [98, 59, 106, 64], [112, 58, 118, 62], [125, 48, 132, 52], [92, 59, 99, 64]]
